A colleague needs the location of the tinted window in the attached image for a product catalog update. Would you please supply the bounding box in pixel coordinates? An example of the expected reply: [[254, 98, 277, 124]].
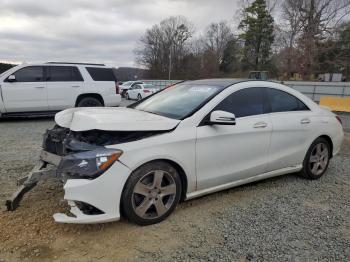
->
[[11, 66, 44, 82], [267, 88, 309, 112], [214, 87, 266, 118], [86, 67, 116, 81], [48, 66, 83, 81]]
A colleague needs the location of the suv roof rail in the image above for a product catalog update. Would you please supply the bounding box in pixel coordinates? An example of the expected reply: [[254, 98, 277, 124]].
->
[[46, 62, 106, 66]]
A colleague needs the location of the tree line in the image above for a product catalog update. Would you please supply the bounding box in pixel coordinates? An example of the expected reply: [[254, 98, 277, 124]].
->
[[135, 0, 350, 81]]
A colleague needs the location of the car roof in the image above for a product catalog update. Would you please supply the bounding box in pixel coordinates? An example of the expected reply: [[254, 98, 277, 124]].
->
[[183, 78, 254, 88]]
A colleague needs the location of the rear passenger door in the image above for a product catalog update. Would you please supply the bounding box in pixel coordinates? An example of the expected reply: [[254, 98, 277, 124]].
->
[[46, 66, 84, 110], [266, 88, 313, 171]]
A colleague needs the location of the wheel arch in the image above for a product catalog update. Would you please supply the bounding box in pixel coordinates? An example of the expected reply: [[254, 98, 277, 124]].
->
[[318, 134, 334, 158], [75, 93, 104, 106], [121, 158, 189, 206]]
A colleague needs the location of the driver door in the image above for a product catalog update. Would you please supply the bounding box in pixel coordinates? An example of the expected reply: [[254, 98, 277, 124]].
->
[[1, 66, 48, 112], [196, 87, 272, 190]]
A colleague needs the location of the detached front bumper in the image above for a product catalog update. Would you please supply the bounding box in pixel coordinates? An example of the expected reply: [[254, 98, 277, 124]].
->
[[7, 150, 132, 224], [6, 150, 61, 211]]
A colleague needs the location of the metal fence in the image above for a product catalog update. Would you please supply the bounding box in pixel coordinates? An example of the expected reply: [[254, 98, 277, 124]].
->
[[283, 81, 350, 102], [141, 79, 350, 103]]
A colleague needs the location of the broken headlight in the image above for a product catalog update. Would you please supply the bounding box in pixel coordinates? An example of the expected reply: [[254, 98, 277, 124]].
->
[[58, 148, 123, 179]]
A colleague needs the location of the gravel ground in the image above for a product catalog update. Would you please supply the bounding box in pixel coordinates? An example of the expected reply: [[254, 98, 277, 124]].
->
[[0, 104, 349, 261]]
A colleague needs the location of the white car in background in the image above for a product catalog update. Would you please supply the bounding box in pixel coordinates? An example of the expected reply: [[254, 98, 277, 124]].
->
[[119, 81, 144, 97], [126, 83, 160, 100], [0, 62, 121, 117], [8, 79, 344, 225]]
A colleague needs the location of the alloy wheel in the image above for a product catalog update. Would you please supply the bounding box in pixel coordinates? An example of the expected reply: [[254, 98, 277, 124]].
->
[[309, 142, 329, 176], [132, 170, 176, 219]]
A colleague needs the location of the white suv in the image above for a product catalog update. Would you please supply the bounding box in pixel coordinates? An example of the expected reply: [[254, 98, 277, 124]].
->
[[0, 62, 121, 117]]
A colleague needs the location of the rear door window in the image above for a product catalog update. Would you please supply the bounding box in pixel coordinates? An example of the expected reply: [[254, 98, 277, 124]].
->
[[48, 66, 83, 82], [10, 66, 44, 82], [86, 67, 116, 81], [267, 88, 309, 112]]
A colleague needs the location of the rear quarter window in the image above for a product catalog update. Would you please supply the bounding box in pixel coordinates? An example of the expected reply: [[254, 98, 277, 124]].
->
[[86, 67, 117, 81], [267, 88, 309, 112]]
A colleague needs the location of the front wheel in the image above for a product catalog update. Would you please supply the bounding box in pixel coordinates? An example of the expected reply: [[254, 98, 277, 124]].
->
[[121, 161, 182, 225], [300, 137, 331, 180], [137, 94, 142, 100], [126, 93, 130, 100]]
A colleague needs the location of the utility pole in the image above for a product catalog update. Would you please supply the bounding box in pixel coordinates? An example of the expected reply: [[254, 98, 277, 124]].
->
[[168, 44, 172, 80]]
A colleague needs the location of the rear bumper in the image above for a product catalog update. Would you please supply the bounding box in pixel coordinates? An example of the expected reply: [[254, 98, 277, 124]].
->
[[104, 94, 121, 107]]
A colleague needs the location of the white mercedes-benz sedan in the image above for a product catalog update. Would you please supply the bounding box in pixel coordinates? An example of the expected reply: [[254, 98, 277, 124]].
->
[[7, 79, 344, 225]]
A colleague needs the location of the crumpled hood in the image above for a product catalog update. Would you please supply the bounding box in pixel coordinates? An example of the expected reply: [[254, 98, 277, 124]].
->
[[55, 107, 180, 132]]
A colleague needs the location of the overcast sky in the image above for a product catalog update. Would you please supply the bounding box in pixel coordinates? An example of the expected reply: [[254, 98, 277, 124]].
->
[[0, 0, 243, 67]]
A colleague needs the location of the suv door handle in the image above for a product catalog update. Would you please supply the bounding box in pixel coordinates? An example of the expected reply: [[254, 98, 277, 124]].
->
[[71, 85, 80, 88], [300, 118, 311, 124], [35, 86, 45, 88], [253, 122, 268, 128]]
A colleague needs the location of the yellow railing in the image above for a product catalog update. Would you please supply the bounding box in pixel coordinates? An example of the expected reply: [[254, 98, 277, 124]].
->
[[319, 96, 350, 112]]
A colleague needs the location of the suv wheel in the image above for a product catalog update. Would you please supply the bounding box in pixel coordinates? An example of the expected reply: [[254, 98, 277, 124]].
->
[[300, 137, 331, 180], [122, 161, 182, 225], [137, 94, 142, 100], [126, 93, 130, 100], [77, 97, 103, 107]]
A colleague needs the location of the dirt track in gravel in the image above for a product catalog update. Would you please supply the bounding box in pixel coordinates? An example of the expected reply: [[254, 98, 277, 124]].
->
[[0, 117, 349, 262]]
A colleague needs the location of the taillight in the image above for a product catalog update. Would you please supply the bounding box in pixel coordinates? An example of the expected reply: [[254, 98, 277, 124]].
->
[[336, 115, 342, 125], [143, 89, 150, 93], [115, 82, 119, 94]]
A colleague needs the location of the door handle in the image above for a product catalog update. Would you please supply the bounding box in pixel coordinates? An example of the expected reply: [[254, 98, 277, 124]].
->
[[300, 118, 311, 124], [253, 122, 268, 128], [71, 85, 80, 88], [35, 86, 45, 88]]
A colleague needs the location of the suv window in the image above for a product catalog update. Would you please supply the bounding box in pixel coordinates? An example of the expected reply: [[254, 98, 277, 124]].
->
[[86, 67, 117, 81], [214, 87, 266, 118], [10, 66, 44, 82], [48, 66, 83, 82], [267, 88, 309, 112]]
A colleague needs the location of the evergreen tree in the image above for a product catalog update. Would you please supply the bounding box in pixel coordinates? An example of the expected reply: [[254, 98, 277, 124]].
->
[[220, 39, 240, 74], [238, 0, 274, 71]]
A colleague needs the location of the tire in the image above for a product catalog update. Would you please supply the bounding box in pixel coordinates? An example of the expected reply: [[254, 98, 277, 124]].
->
[[300, 137, 331, 180], [77, 97, 103, 107], [137, 94, 142, 100], [126, 93, 130, 100], [121, 161, 182, 226]]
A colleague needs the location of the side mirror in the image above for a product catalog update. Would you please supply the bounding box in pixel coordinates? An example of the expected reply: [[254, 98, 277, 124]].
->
[[209, 111, 236, 125], [7, 75, 16, 82]]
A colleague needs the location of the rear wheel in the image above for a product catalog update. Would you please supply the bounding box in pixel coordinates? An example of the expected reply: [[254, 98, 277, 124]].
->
[[137, 94, 142, 100], [300, 137, 330, 179], [126, 93, 130, 100], [77, 97, 103, 107], [122, 161, 181, 225]]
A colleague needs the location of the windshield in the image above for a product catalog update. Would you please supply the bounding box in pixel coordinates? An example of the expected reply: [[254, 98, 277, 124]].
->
[[121, 81, 134, 86], [134, 84, 222, 120]]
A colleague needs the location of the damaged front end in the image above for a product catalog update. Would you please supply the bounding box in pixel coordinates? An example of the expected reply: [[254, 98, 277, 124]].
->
[[6, 125, 166, 218]]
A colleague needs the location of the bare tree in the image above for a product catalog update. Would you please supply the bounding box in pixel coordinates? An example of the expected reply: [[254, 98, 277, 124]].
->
[[135, 16, 193, 79], [204, 21, 234, 64], [281, 0, 350, 78]]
